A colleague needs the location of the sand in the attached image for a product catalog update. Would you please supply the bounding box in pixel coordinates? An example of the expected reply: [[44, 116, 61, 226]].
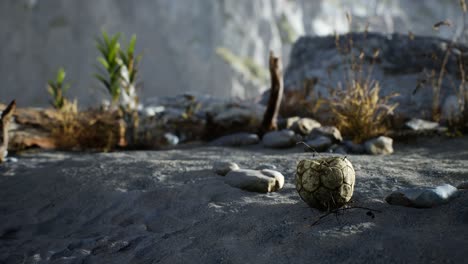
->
[[0, 136, 467, 263]]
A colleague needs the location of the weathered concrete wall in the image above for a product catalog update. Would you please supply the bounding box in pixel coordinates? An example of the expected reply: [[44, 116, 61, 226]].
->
[[0, 0, 465, 107], [0, 0, 305, 107]]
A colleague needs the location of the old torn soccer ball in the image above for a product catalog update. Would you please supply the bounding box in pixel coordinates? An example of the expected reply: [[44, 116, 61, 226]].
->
[[295, 157, 355, 211]]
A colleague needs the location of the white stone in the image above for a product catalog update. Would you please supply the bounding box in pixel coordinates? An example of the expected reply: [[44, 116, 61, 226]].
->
[[385, 184, 459, 208], [163, 133, 179, 146], [364, 136, 394, 155], [291, 118, 321, 135], [224, 169, 285, 193], [405, 118, 439, 131], [213, 161, 240, 176], [142, 106, 165, 117]]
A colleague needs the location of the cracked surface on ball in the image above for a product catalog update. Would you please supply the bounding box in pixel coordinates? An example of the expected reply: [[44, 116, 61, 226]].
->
[[295, 156, 356, 211]]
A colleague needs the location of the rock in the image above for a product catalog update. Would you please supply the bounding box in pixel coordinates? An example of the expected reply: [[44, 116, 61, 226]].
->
[[405, 118, 440, 131], [306, 126, 342, 143], [7, 0, 468, 107], [329, 145, 347, 155], [385, 184, 459, 208], [206, 102, 266, 138], [304, 136, 332, 152], [163, 133, 179, 146], [211, 133, 260, 147], [146, 95, 266, 140], [213, 108, 258, 124], [262, 130, 298, 148], [224, 169, 285, 193], [255, 164, 277, 170], [364, 136, 394, 155], [290, 118, 321, 135], [100, 99, 111, 111], [213, 161, 240, 176], [343, 140, 365, 154], [141, 106, 165, 117], [280, 116, 301, 129], [285, 33, 467, 122], [210, 102, 265, 125], [295, 157, 355, 211], [457, 182, 468, 190], [5, 157, 18, 163]]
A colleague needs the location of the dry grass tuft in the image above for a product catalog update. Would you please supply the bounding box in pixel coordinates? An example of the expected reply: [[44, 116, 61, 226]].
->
[[328, 80, 398, 143], [281, 14, 399, 142], [50, 100, 123, 151], [326, 15, 399, 143]]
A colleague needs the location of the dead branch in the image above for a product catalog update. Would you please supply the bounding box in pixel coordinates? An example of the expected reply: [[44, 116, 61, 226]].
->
[[1, 100, 17, 163], [310, 205, 382, 227], [260, 51, 284, 136]]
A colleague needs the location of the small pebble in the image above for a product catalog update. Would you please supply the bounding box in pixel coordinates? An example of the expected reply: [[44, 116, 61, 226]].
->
[[364, 136, 393, 155], [385, 184, 458, 208], [224, 169, 285, 193], [262, 130, 297, 148]]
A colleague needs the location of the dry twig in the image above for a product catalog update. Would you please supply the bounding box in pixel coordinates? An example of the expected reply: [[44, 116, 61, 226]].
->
[[310, 205, 382, 227], [260, 51, 284, 136]]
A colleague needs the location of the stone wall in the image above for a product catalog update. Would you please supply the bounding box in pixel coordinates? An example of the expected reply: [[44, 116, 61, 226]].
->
[[0, 0, 465, 107]]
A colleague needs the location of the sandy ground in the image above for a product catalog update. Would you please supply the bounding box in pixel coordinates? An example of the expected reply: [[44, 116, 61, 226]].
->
[[0, 136, 467, 264]]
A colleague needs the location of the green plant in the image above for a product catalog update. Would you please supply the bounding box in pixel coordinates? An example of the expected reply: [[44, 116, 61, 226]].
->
[[47, 68, 70, 110], [95, 32, 143, 112], [119, 34, 142, 111], [95, 31, 122, 106], [119, 35, 140, 94]]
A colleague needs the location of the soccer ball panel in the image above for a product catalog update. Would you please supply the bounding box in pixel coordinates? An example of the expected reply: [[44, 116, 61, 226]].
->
[[301, 168, 320, 192], [321, 167, 344, 189]]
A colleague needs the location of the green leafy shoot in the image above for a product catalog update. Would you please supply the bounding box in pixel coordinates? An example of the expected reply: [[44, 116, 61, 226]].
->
[[119, 35, 142, 91], [95, 31, 122, 106], [47, 68, 71, 110]]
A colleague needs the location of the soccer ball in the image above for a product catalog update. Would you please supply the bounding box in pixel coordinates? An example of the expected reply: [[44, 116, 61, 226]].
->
[[295, 157, 355, 211]]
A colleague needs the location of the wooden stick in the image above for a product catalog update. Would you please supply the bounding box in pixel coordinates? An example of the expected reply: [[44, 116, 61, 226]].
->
[[0, 100, 16, 163], [311, 205, 382, 226], [260, 51, 284, 136]]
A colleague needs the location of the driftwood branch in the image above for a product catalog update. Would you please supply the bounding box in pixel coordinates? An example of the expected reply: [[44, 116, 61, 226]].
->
[[260, 51, 284, 136], [1, 100, 16, 163], [310, 205, 382, 227]]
